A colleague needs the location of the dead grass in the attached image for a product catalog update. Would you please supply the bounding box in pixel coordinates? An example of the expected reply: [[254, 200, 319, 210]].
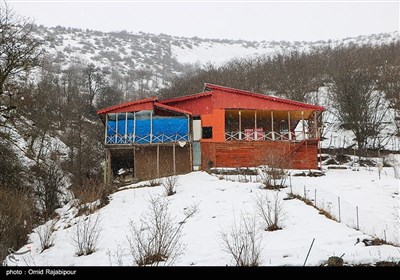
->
[[287, 192, 338, 222], [71, 179, 116, 209]]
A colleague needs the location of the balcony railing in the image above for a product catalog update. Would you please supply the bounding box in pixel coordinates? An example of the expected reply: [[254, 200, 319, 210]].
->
[[106, 133, 189, 144], [225, 131, 310, 141]]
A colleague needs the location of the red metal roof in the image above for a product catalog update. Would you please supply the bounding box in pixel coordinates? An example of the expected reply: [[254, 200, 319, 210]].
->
[[97, 83, 325, 115], [204, 83, 325, 111], [96, 97, 157, 115], [97, 98, 192, 116], [160, 91, 212, 104], [160, 83, 325, 111], [154, 102, 192, 115]]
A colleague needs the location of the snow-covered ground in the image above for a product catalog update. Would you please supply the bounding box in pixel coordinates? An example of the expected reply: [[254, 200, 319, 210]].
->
[[7, 163, 400, 266]]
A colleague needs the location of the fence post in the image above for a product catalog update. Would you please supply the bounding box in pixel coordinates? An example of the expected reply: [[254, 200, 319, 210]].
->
[[356, 206, 359, 230], [304, 186, 307, 200], [338, 196, 341, 222], [303, 238, 315, 266], [289, 173, 292, 194], [314, 189, 317, 207]]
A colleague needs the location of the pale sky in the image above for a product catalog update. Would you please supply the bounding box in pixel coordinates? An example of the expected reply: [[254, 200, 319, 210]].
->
[[8, 0, 400, 42]]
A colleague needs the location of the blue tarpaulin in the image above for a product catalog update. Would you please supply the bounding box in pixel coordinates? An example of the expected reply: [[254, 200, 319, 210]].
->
[[106, 115, 188, 144]]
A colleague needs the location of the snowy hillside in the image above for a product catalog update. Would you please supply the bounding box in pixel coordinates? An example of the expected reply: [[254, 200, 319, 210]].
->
[[33, 25, 400, 82], [6, 160, 400, 266]]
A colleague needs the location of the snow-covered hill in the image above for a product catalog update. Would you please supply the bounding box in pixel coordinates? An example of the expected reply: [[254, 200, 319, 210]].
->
[[6, 162, 400, 266], [33, 25, 400, 85]]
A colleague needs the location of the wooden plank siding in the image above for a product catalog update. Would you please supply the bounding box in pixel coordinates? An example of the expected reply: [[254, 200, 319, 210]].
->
[[201, 140, 318, 170]]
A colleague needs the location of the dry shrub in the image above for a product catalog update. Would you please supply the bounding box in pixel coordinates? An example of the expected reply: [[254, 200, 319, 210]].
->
[[318, 209, 336, 221], [260, 154, 288, 189], [126, 197, 197, 266], [254, 192, 285, 231], [70, 179, 115, 208], [35, 220, 56, 253], [220, 214, 262, 266], [70, 214, 102, 256], [148, 178, 161, 187], [0, 188, 34, 264], [107, 243, 125, 266], [162, 176, 179, 196]]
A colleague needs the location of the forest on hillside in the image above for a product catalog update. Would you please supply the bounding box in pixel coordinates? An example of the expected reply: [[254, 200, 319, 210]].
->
[[0, 3, 399, 263]]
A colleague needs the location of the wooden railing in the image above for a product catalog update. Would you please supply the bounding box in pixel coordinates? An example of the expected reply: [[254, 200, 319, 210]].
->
[[225, 131, 310, 141], [106, 133, 189, 144]]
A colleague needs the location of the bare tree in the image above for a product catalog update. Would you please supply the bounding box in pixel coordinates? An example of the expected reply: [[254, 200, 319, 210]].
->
[[32, 160, 66, 220], [126, 197, 197, 266], [0, 188, 34, 263], [83, 63, 106, 112], [253, 192, 285, 231], [0, 1, 42, 121], [70, 214, 102, 256], [327, 45, 389, 152], [220, 214, 262, 266]]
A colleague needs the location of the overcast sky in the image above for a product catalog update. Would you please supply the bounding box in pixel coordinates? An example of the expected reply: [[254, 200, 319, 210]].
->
[[8, 0, 400, 42]]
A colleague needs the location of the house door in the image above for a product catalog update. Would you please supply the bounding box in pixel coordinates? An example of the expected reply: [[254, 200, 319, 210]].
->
[[192, 141, 201, 170]]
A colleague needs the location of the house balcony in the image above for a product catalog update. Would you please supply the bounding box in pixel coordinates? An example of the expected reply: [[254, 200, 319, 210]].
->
[[224, 109, 319, 142], [104, 110, 190, 145]]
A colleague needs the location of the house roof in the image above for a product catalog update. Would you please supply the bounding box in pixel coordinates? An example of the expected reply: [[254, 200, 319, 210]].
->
[[160, 83, 325, 111], [154, 102, 192, 115], [97, 83, 325, 116], [97, 97, 157, 115], [204, 83, 325, 111], [97, 98, 192, 116], [160, 91, 212, 104]]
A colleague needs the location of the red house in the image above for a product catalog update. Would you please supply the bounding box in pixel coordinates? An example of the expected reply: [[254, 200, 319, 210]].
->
[[97, 83, 325, 182]]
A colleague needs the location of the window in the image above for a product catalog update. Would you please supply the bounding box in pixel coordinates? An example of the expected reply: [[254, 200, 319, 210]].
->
[[202, 127, 213, 139]]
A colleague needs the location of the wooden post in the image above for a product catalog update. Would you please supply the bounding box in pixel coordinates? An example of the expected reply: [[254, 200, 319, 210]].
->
[[271, 111, 275, 140], [239, 110, 242, 140], [301, 111, 305, 140], [133, 147, 136, 178], [115, 113, 118, 143], [187, 114, 190, 142], [150, 110, 153, 143], [125, 112, 128, 144], [314, 111, 318, 139], [189, 141, 193, 171], [288, 111, 292, 140], [103, 149, 108, 184], [157, 145, 160, 178], [173, 143, 176, 175], [104, 114, 108, 144], [106, 148, 112, 184], [254, 110, 257, 140], [319, 140, 322, 170], [133, 111, 136, 143]]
